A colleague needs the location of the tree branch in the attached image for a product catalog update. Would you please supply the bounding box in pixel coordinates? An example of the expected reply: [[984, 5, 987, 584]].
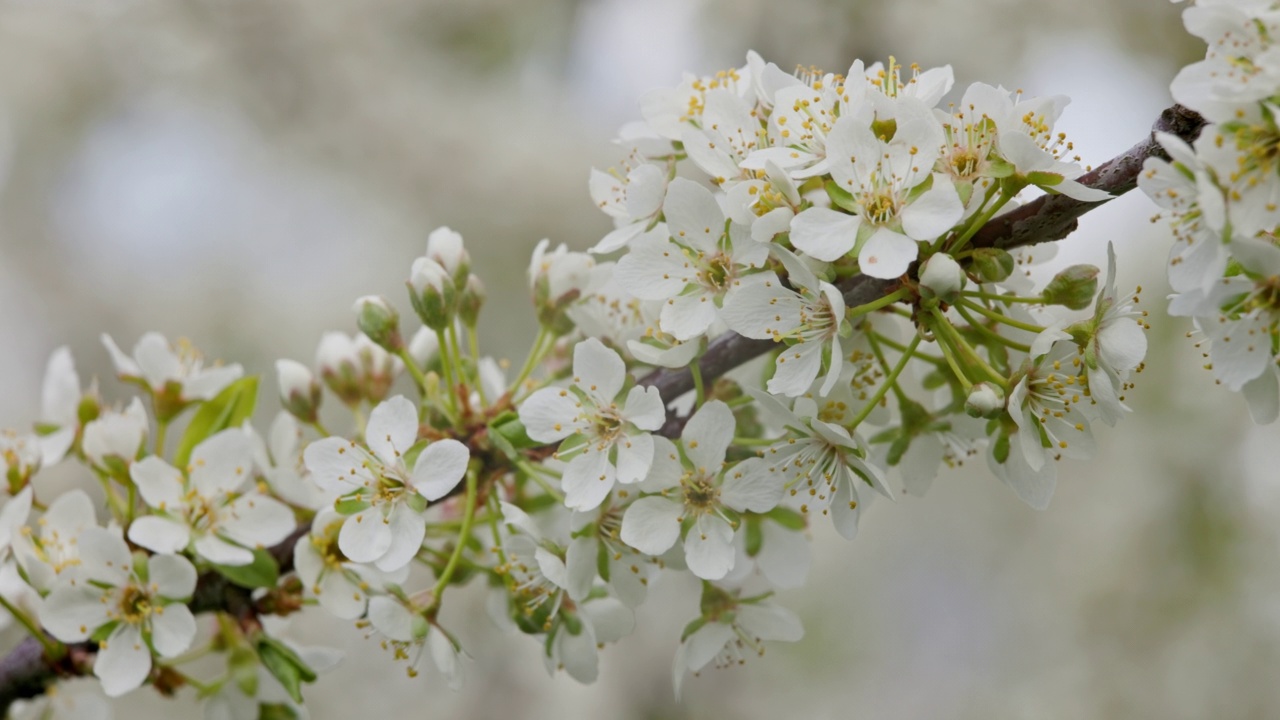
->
[[0, 104, 1206, 715]]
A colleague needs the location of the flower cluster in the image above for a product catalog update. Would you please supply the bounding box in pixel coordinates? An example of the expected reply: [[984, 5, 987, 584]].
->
[[0, 25, 1258, 715], [1140, 0, 1280, 423]]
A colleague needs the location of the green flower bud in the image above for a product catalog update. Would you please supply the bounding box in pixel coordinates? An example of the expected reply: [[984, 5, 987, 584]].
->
[[918, 252, 966, 301], [354, 295, 403, 353], [275, 359, 322, 423], [408, 257, 457, 331], [1042, 264, 1100, 310], [970, 247, 1015, 283], [965, 382, 1006, 418], [458, 274, 486, 329]]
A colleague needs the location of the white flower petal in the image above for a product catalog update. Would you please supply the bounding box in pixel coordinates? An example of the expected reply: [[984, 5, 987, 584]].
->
[[901, 176, 964, 240], [220, 495, 296, 548], [573, 338, 626, 406], [615, 433, 655, 485], [684, 515, 735, 580], [412, 439, 470, 501], [664, 178, 724, 253], [40, 587, 110, 642], [789, 207, 859, 262], [130, 457, 185, 510], [95, 625, 151, 697], [562, 450, 616, 512], [194, 534, 255, 567], [149, 553, 198, 599], [338, 507, 393, 564], [620, 496, 682, 555], [621, 385, 665, 432], [858, 227, 916, 279], [366, 396, 418, 467], [374, 504, 427, 572], [150, 603, 197, 658], [127, 516, 191, 555], [189, 429, 255, 498], [681, 400, 734, 472]]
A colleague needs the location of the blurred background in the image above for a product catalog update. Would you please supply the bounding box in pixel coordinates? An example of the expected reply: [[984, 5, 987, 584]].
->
[[4, 0, 1279, 718]]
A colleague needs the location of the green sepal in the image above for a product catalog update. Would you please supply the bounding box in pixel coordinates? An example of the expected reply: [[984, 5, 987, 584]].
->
[[256, 635, 317, 704], [1025, 170, 1064, 189], [212, 548, 280, 590], [765, 506, 806, 531], [489, 413, 540, 459], [985, 157, 1016, 178], [824, 181, 861, 214], [259, 704, 301, 720], [679, 616, 708, 643], [992, 431, 1010, 464], [229, 644, 260, 697], [745, 515, 763, 558], [333, 496, 370, 516], [174, 376, 260, 469], [405, 491, 429, 514], [90, 620, 119, 644]]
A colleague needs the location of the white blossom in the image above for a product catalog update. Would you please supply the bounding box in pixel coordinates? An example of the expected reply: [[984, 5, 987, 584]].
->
[[304, 396, 468, 572], [128, 429, 296, 566], [519, 338, 664, 511], [40, 528, 197, 697], [620, 401, 779, 580]]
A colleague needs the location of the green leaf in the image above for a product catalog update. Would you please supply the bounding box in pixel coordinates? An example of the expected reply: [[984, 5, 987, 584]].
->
[[212, 548, 280, 590], [257, 636, 317, 704], [174, 376, 260, 468]]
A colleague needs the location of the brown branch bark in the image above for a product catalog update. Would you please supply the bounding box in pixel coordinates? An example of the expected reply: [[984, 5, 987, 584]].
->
[[0, 104, 1206, 715]]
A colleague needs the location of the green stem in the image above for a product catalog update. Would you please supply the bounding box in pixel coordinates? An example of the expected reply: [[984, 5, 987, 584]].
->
[[466, 325, 487, 406], [949, 191, 1013, 252], [509, 329, 552, 397], [429, 469, 479, 612], [396, 348, 431, 399], [953, 303, 1032, 353], [846, 334, 920, 430], [516, 458, 564, 500], [931, 324, 975, 394], [0, 595, 60, 658], [956, 298, 1046, 335], [870, 332, 945, 366], [865, 331, 909, 404], [930, 307, 1009, 389], [961, 290, 1042, 304], [309, 419, 332, 437], [434, 329, 458, 415], [846, 286, 910, 319], [154, 419, 169, 457]]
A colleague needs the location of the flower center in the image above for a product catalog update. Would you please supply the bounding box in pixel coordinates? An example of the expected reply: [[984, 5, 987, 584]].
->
[[116, 584, 153, 626]]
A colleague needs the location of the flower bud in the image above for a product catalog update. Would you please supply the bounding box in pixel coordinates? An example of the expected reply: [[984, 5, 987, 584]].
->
[[970, 247, 1014, 283], [965, 382, 1005, 418], [458, 274, 486, 328], [354, 295, 404, 353], [316, 332, 364, 405], [276, 359, 322, 423], [408, 326, 439, 368], [408, 257, 457, 331], [529, 239, 594, 335], [354, 334, 403, 404], [918, 253, 965, 301], [1042, 264, 1100, 311], [425, 226, 471, 288]]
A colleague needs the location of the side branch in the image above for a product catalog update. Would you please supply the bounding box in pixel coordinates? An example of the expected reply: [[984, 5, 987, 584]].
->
[[638, 104, 1206, 403]]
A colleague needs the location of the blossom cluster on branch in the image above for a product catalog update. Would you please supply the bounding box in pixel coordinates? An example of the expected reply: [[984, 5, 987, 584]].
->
[[0, 0, 1265, 716]]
